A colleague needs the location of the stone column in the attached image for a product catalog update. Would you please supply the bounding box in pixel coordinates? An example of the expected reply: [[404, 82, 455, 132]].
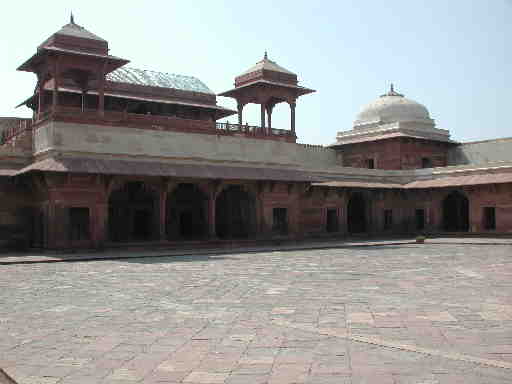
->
[[266, 104, 273, 132], [237, 103, 244, 125], [260, 104, 266, 133], [94, 203, 108, 248], [98, 62, 106, 116], [37, 83, 43, 120], [159, 189, 167, 241], [208, 191, 216, 239], [289, 102, 296, 134], [52, 58, 59, 112]]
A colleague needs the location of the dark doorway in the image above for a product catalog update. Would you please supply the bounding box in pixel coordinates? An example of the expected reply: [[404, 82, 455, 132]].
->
[[421, 158, 432, 168], [166, 184, 208, 240], [347, 193, 366, 233], [109, 182, 157, 242], [415, 209, 425, 231], [216, 186, 256, 239], [383, 209, 393, 230], [273, 208, 288, 235], [69, 207, 90, 241], [483, 207, 496, 230], [326, 208, 338, 233], [442, 191, 469, 232], [31, 210, 45, 248]]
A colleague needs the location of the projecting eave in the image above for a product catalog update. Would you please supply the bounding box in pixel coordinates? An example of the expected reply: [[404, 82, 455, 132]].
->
[[219, 79, 315, 98], [17, 46, 129, 73]]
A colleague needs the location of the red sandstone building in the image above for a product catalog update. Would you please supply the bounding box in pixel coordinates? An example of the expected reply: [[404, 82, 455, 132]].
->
[[1, 18, 511, 249]]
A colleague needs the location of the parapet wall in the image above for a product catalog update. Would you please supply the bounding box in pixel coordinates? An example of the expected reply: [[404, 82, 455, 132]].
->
[[448, 138, 512, 165], [36, 121, 338, 169]]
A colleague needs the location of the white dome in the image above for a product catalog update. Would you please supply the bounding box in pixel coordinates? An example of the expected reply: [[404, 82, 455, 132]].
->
[[355, 86, 431, 127]]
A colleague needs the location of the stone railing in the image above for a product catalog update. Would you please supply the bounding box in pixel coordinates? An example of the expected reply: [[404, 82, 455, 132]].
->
[[32, 107, 296, 142], [216, 122, 294, 138]]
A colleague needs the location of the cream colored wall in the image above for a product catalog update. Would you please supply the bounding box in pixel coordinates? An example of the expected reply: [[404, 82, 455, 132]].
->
[[35, 121, 338, 169]]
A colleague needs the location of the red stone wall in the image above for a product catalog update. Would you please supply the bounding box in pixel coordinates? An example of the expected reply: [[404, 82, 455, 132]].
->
[[340, 138, 452, 170]]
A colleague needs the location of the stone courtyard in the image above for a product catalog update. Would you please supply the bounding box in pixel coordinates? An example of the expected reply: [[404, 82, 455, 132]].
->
[[1, 243, 512, 383]]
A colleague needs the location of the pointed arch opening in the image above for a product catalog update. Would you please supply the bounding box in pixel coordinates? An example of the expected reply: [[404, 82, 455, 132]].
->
[[166, 183, 208, 240], [215, 185, 256, 239], [108, 181, 158, 242], [443, 191, 469, 232], [347, 192, 367, 233]]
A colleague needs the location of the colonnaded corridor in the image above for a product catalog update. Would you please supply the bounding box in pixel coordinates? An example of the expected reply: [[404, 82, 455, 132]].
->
[[1, 244, 511, 383]]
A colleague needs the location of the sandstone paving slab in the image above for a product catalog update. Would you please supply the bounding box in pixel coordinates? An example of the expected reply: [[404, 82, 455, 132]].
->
[[1, 243, 512, 383]]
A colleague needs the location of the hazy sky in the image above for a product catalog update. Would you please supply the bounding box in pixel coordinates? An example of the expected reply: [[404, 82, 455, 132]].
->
[[1, 1, 509, 145]]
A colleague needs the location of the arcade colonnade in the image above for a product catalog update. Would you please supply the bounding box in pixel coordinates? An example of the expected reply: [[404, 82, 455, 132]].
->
[[26, 173, 509, 249]]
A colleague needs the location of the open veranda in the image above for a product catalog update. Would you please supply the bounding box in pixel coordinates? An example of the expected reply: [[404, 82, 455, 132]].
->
[[1, 243, 511, 384]]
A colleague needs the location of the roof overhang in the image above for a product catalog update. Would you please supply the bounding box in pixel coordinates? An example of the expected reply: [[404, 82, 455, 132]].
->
[[15, 157, 323, 182], [219, 79, 315, 98], [17, 46, 129, 74]]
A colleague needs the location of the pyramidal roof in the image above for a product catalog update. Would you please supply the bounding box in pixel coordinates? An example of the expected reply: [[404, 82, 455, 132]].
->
[[240, 52, 296, 76], [54, 14, 106, 42]]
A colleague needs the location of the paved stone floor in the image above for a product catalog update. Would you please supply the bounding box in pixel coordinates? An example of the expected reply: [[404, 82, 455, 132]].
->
[[1, 244, 512, 383]]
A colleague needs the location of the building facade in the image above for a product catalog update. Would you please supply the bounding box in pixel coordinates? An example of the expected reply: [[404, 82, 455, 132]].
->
[[1, 18, 511, 249]]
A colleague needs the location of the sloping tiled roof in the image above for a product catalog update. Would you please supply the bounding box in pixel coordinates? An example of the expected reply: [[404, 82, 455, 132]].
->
[[241, 57, 296, 76], [15, 157, 324, 182], [55, 21, 106, 42], [107, 67, 214, 94]]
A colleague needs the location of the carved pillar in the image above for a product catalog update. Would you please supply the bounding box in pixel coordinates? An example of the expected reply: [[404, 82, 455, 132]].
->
[[47, 201, 57, 249], [260, 103, 266, 132], [98, 62, 106, 116], [237, 102, 244, 125], [94, 203, 108, 248], [266, 103, 274, 134], [159, 189, 167, 241], [52, 58, 59, 111], [289, 101, 296, 134], [208, 191, 216, 238], [37, 85, 43, 120]]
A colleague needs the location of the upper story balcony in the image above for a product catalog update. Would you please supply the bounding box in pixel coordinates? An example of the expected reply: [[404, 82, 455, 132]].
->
[[2, 106, 297, 153]]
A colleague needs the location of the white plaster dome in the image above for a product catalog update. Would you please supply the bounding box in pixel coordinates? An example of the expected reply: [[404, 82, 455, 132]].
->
[[354, 86, 431, 128]]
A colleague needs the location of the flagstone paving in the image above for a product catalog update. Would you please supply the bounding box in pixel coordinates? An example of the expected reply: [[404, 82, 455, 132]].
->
[[1, 244, 511, 383]]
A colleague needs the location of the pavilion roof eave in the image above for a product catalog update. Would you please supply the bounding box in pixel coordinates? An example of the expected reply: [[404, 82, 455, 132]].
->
[[15, 87, 237, 118], [219, 79, 315, 98], [17, 47, 129, 73]]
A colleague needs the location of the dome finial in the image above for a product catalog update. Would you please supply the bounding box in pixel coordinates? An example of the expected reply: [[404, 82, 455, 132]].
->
[[381, 82, 403, 97], [264, 50, 268, 60], [70, 11, 75, 25]]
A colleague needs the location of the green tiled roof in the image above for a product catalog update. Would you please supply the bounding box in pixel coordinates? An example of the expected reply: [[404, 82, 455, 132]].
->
[[107, 67, 214, 94]]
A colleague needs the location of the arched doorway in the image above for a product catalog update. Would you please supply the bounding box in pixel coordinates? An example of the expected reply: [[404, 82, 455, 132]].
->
[[166, 183, 208, 240], [216, 186, 256, 239], [347, 192, 366, 233], [109, 182, 157, 242], [443, 191, 469, 232]]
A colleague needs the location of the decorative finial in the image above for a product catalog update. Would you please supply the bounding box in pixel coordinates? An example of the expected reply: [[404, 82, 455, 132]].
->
[[380, 82, 404, 97], [70, 12, 75, 24], [264, 51, 268, 60]]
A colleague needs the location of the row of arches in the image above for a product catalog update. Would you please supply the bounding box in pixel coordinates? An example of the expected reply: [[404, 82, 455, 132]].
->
[[108, 182, 257, 242], [346, 191, 470, 233], [107, 182, 471, 242]]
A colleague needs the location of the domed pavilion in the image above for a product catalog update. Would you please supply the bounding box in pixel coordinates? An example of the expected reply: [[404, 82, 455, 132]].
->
[[332, 85, 457, 170]]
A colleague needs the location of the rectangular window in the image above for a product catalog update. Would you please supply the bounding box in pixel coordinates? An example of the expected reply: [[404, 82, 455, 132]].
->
[[415, 209, 425, 230], [367, 158, 375, 169], [326, 208, 338, 233], [384, 209, 393, 230], [483, 207, 496, 230], [273, 208, 288, 235], [69, 207, 90, 241]]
